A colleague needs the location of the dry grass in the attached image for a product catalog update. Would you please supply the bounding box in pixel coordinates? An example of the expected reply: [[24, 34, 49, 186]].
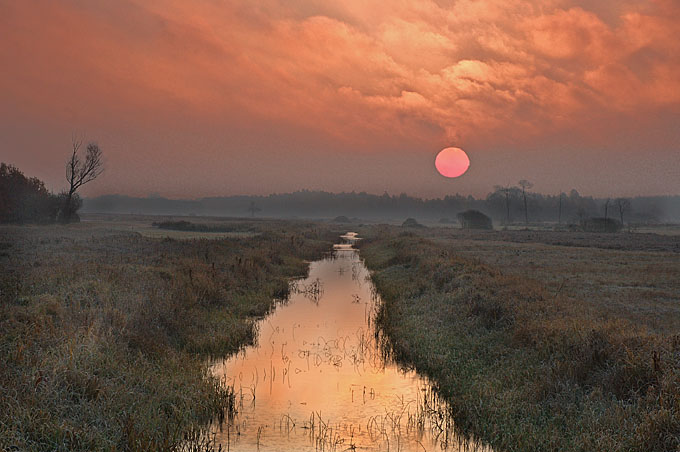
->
[[433, 231, 680, 333], [357, 226, 680, 452], [81, 214, 259, 239], [0, 218, 339, 451]]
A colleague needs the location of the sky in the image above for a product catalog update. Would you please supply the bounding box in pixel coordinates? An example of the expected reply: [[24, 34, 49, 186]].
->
[[1, 0, 679, 199]]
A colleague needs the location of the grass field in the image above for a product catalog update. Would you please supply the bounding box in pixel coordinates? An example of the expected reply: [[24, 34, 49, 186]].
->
[[357, 225, 680, 452], [81, 214, 260, 239], [3, 216, 678, 451], [440, 229, 680, 333], [0, 218, 339, 451]]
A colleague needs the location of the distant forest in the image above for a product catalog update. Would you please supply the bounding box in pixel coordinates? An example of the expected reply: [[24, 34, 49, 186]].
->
[[83, 189, 680, 224]]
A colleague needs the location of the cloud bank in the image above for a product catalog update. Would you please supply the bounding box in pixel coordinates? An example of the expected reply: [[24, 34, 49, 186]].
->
[[1, 0, 678, 197]]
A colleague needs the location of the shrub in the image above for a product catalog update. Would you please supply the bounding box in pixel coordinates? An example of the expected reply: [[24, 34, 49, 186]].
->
[[457, 209, 493, 230], [0, 163, 61, 224], [402, 218, 425, 228], [583, 217, 622, 233]]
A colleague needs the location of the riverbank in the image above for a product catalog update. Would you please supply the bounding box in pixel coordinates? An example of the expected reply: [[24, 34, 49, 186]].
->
[[0, 220, 338, 451], [357, 227, 679, 452]]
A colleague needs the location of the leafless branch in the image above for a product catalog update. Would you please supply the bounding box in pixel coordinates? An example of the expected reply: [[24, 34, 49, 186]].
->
[[66, 139, 104, 195]]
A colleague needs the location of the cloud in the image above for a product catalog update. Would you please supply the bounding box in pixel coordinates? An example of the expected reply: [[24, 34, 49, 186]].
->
[[0, 0, 678, 197], [3, 0, 679, 146]]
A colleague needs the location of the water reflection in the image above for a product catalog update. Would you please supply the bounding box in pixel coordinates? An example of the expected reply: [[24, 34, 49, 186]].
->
[[211, 233, 491, 452]]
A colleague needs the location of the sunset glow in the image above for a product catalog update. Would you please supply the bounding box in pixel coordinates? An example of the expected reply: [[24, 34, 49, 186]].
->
[[1, 0, 679, 197], [3, 2, 680, 449]]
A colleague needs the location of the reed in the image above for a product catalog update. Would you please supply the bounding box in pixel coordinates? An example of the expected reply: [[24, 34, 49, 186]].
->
[[357, 225, 680, 451], [0, 219, 340, 451]]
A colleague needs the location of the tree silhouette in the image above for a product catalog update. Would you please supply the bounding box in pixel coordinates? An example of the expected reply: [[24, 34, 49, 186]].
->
[[615, 198, 631, 226], [558, 191, 564, 224], [64, 137, 104, 222], [247, 201, 261, 217], [518, 179, 533, 227], [603, 198, 611, 232], [0, 163, 59, 223], [492, 185, 513, 226]]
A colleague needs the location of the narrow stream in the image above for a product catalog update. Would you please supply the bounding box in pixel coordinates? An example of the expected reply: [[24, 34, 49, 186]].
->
[[211, 233, 491, 452]]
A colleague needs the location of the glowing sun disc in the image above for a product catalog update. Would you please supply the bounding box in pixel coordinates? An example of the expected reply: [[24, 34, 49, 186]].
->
[[435, 147, 470, 178]]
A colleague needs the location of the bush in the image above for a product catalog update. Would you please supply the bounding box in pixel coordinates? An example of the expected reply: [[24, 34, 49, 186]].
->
[[457, 209, 493, 230], [402, 218, 425, 228], [584, 217, 622, 233], [0, 163, 61, 224]]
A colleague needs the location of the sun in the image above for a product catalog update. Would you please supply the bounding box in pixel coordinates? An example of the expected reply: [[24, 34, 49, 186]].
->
[[435, 147, 470, 178]]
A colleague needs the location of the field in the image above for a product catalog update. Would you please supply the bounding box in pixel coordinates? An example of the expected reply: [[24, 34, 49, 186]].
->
[[2, 216, 679, 452], [357, 225, 680, 452], [80, 213, 260, 239], [442, 229, 680, 332], [0, 217, 340, 451]]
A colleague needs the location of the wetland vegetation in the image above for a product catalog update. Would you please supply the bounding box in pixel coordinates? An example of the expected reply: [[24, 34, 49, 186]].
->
[[0, 218, 340, 451], [357, 225, 680, 452], [1, 215, 679, 451]]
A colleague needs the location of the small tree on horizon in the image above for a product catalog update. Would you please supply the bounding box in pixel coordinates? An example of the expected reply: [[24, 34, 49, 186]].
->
[[63, 137, 104, 222], [615, 198, 631, 226], [492, 185, 513, 226], [558, 191, 564, 224], [518, 179, 533, 227], [603, 198, 611, 232], [247, 201, 261, 217]]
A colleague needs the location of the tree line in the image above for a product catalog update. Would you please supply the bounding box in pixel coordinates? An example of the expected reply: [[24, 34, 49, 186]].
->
[[83, 187, 677, 225], [1, 138, 104, 224], [486, 182, 636, 227]]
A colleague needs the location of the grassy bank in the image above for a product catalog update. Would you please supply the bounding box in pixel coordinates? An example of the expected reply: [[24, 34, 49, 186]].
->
[[357, 227, 679, 452], [0, 220, 338, 451]]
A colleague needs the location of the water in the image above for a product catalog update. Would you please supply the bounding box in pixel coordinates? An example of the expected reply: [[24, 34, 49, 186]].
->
[[210, 233, 491, 452]]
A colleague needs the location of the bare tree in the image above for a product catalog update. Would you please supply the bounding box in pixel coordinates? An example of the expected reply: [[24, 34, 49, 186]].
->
[[558, 191, 564, 225], [63, 137, 104, 222], [603, 198, 611, 232], [577, 206, 587, 228], [247, 201, 261, 217], [518, 179, 533, 227], [493, 185, 513, 226], [615, 198, 631, 225]]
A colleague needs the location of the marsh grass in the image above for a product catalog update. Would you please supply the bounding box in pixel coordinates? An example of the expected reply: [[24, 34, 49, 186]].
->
[[358, 227, 680, 452], [0, 220, 339, 451]]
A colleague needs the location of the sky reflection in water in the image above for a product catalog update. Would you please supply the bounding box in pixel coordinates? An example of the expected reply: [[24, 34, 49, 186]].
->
[[210, 234, 491, 452]]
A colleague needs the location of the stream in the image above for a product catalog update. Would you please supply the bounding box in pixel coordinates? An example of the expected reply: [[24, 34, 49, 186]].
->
[[210, 233, 491, 451]]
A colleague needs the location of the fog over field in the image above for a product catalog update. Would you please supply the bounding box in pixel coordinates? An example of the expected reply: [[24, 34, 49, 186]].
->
[[82, 191, 680, 223]]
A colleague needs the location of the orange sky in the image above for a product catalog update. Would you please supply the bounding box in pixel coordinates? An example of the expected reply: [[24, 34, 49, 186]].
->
[[1, 0, 679, 198]]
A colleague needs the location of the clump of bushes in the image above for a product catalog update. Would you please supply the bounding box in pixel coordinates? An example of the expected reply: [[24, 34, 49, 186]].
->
[[583, 217, 623, 233], [457, 209, 493, 230], [0, 163, 80, 224], [402, 218, 425, 228]]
